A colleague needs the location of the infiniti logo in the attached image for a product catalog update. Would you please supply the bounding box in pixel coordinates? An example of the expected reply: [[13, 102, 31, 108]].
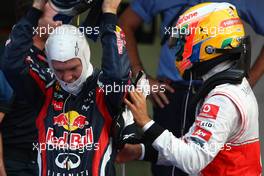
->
[[55, 153, 81, 170]]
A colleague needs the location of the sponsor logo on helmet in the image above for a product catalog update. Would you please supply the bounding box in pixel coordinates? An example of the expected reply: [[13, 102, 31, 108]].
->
[[177, 12, 198, 26], [220, 18, 242, 28]]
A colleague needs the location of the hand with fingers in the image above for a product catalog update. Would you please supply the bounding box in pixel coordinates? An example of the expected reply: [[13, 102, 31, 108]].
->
[[124, 90, 151, 128], [148, 76, 175, 108]]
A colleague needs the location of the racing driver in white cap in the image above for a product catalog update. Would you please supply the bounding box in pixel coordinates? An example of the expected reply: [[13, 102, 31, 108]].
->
[[2, 0, 130, 175]]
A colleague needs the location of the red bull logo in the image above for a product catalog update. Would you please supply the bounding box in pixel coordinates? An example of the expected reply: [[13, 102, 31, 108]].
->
[[53, 113, 68, 126], [46, 127, 94, 149], [53, 111, 89, 131]]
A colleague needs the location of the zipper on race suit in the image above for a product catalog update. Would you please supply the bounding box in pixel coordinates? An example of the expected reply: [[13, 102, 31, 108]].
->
[[63, 94, 73, 171]]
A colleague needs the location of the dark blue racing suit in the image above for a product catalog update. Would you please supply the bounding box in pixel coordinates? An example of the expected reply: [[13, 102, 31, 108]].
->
[[2, 7, 130, 176]]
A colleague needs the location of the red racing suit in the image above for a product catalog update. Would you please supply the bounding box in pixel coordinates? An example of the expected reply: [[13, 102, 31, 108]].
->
[[143, 78, 262, 175], [2, 7, 130, 176]]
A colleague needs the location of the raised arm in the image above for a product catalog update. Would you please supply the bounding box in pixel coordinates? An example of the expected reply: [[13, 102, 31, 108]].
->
[[2, 0, 56, 106], [99, 0, 130, 114], [100, 0, 130, 82]]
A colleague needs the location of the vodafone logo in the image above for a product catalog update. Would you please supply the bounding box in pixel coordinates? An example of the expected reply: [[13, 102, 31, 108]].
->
[[203, 104, 211, 113], [198, 103, 220, 119], [177, 12, 198, 25]]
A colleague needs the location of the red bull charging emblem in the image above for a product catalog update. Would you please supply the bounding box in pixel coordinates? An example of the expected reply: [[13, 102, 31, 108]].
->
[[53, 111, 89, 131]]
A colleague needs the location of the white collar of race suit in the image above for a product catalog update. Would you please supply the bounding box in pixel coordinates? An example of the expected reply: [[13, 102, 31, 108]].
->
[[202, 60, 233, 82]]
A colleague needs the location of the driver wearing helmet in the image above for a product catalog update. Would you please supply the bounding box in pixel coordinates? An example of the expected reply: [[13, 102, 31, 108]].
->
[[117, 2, 262, 175]]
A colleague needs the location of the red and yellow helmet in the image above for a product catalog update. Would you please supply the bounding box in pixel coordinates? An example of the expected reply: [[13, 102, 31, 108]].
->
[[170, 2, 245, 77]]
